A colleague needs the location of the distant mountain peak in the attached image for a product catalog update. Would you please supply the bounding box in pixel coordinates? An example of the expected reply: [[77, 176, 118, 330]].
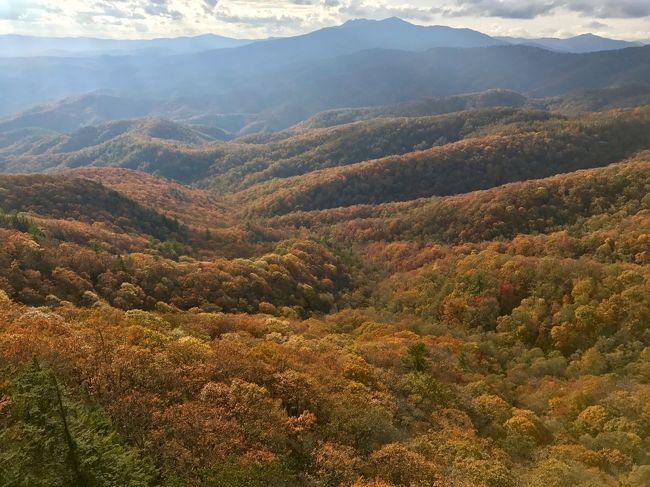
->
[[381, 16, 411, 25], [340, 18, 374, 27], [340, 17, 412, 28], [570, 33, 618, 41]]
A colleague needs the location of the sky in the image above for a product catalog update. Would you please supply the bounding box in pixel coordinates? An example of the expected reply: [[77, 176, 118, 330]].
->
[[0, 0, 648, 41]]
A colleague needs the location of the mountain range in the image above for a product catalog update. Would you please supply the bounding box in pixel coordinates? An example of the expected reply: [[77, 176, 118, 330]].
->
[[0, 18, 647, 124], [1, 45, 648, 132], [1, 19, 643, 59], [498, 33, 644, 53]]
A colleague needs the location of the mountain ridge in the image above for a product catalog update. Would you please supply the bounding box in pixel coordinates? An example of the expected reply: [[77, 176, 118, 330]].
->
[[499, 32, 644, 53], [0, 17, 648, 120], [0, 32, 253, 57], [1, 44, 648, 130]]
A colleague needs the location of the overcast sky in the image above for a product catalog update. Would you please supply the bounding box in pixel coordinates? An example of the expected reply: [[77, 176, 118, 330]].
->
[[0, 0, 648, 41]]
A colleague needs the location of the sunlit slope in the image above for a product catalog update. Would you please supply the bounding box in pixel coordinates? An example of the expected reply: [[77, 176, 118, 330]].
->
[[230, 107, 650, 215], [269, 151, 650, 245], [0, 108, 556, 187], [0, 173, 181, 240]]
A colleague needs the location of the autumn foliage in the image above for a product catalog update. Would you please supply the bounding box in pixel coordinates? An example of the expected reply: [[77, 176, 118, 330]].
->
[[1, 105, 650, 486]]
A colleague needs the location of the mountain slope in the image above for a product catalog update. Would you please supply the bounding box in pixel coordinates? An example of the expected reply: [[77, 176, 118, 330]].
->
[[252, 45, 650, 116], [0, 108, 557, 185], [230, 108, 650, 215], [0, 92, 250, 135], [182, 17, 506, 77], [0, 173, 182, 240], [544, 84, 650, 113], [177, 43, 650, 129], [296, 90, 532, 129], [207, 108, 558, 192], [297, 84, 650, 130], [0, 93, 160, 133], [160, 43, 650, 129], [41, 118, 220, 152], [70, 167, 233, 231], [271, 151, 650, 245], [0, 18, 503, 116]]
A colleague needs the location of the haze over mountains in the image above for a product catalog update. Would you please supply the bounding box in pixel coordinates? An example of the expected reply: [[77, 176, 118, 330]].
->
[[0, 17, 647, 124], [498, 33, 644, 53], [0, 33, 252, 57], [0, 18, 643, 59]]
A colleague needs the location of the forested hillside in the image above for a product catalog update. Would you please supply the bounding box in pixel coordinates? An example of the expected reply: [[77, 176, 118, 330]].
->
[[1, 96, 650, 486], [270, 151, 650, 244], [299, 85, 650, 130], [0, 107, 557, 184], [232, 107, 650, 215]]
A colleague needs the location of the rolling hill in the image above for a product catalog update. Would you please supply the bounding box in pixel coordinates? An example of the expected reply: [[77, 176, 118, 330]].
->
[[228, 107, 650, 215], [0, 117, 231, 180], [297, 85, 650, 129], [0, 173, 182, 241], [269, 151, 650, 244], [0, 107, 559, 184], [296, 89, 533, 129]]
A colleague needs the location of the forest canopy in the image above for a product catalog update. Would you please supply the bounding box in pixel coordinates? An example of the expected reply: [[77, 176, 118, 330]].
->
[[1, 101, 650, 487]]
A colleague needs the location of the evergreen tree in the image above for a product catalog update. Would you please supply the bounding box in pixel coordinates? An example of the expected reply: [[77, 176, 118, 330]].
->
[[0, 358, 154, 487], [404, 342, 428, 372]]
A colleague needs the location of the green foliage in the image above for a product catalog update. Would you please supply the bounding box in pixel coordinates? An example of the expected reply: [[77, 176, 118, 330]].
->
[[0, 359, 154, 487], [405, 342, 428, 372], [0, 210, 43, 238], [202, 457, 297, 487]]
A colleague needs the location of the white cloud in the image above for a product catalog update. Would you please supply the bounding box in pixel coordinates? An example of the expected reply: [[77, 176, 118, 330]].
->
[[0, 0, 647, 40]]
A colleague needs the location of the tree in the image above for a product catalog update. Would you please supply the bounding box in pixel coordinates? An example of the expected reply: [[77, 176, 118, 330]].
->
[[368, 443, 439, 486], [113, 282, 146, 310], [404, 342, 428, 372], [202, 456, 297, 487], [0, 359, 154, 487], [574, 405, 609, 436]]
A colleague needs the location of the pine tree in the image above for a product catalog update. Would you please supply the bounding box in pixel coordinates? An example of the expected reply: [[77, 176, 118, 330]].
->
[[404, 342, 428, 372], [0, 358, 154, 486]]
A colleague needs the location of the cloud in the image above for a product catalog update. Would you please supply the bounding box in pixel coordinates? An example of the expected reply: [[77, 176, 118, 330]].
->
[[333, 1, 442, 22], [202, 0, 219, 13], [583, 20, 608, 30], [563, 0, 650, 19], [0, 0, 61, 21], [447, 0, 650, 19], [90, 0, 183, 20], [0, 2, 30, 20], [448, 1, 556, 19], [0, 0, 647, 40], [216, 11, 308, 29]]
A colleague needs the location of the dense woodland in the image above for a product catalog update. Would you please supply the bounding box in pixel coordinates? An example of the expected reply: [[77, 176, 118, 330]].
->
[[1, 96, 650, 487]]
